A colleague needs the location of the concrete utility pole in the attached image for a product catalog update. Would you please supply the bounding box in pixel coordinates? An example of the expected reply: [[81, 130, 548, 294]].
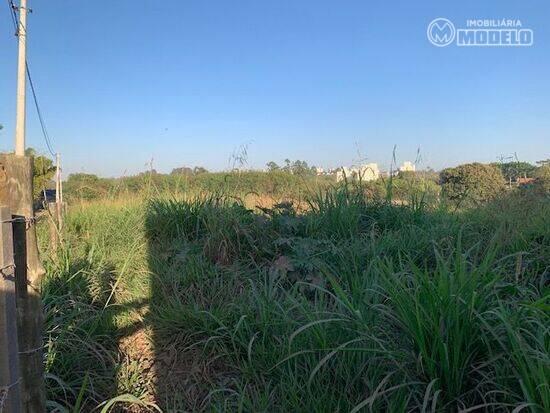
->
[[14, 0, 28, 156], [3, 2, 47, 410]]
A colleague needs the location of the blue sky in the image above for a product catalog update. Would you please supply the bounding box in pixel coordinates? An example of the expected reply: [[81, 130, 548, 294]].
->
[[0, 1, 549, 176]]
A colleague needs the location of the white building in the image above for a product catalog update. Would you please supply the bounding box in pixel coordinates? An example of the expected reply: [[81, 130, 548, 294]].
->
[[336, 163, 380, 182], [398, 161, 416, 173]]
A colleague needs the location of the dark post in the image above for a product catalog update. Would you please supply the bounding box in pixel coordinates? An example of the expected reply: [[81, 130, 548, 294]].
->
[[0, 206, 22, 413], [0, 154, 46, 412]]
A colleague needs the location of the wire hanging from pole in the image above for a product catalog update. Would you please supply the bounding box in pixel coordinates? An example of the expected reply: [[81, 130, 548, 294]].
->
[[26, 64, 56, 157], [6, 0, 18, 33]]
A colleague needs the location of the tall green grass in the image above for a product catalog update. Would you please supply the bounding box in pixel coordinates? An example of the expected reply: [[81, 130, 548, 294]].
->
[[39, 185, 549, 411]]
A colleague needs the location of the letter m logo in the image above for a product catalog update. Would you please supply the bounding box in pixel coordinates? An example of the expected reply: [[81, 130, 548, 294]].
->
[[428, 18, 456, 47]]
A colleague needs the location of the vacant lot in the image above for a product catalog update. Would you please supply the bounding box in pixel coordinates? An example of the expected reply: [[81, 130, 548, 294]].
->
[[40, 182, 548, 412]]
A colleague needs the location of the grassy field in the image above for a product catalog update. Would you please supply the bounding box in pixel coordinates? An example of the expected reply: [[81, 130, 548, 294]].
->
[[38, 180, 549, 412], [62, 171, 336, 203]]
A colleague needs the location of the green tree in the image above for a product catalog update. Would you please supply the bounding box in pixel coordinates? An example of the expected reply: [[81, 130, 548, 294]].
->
[[266, 161, 280, 172], [491, 161, 536, 183], [65, 173, 105, 200], [193, 166, 208, 175], [66, 173, 100, 184], [440, 163, 506, 206], [283, 159, 291, 172], [415, 167, 439, 183], [25, 148, 56, 198], [171, 166, 193, 176], [291, 160, 311, 175], [533, 164, 550, 194], [271, 159, 316, 175]]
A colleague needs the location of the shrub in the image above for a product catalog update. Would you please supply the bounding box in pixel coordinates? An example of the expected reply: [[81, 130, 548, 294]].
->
[[64, 173, 112, 200], [533, 164, 550, 194], [440, 163, 505, 206]]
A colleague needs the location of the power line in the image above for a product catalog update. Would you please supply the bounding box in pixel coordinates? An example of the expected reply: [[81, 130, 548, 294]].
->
[[6, 0, 18, 35], [6, 0, 56, 157], [26, 64, 55, 156]]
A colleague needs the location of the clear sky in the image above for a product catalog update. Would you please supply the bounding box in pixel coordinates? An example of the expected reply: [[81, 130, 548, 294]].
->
[[0, 0, 549, 176]]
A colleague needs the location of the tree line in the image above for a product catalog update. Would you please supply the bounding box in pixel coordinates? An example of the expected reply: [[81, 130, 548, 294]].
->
[[17, 147, 550, 205]]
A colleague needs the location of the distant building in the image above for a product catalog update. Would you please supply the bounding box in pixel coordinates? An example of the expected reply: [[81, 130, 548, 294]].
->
[[398, 161, 416, 173], [336, 163, 380, 182]]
